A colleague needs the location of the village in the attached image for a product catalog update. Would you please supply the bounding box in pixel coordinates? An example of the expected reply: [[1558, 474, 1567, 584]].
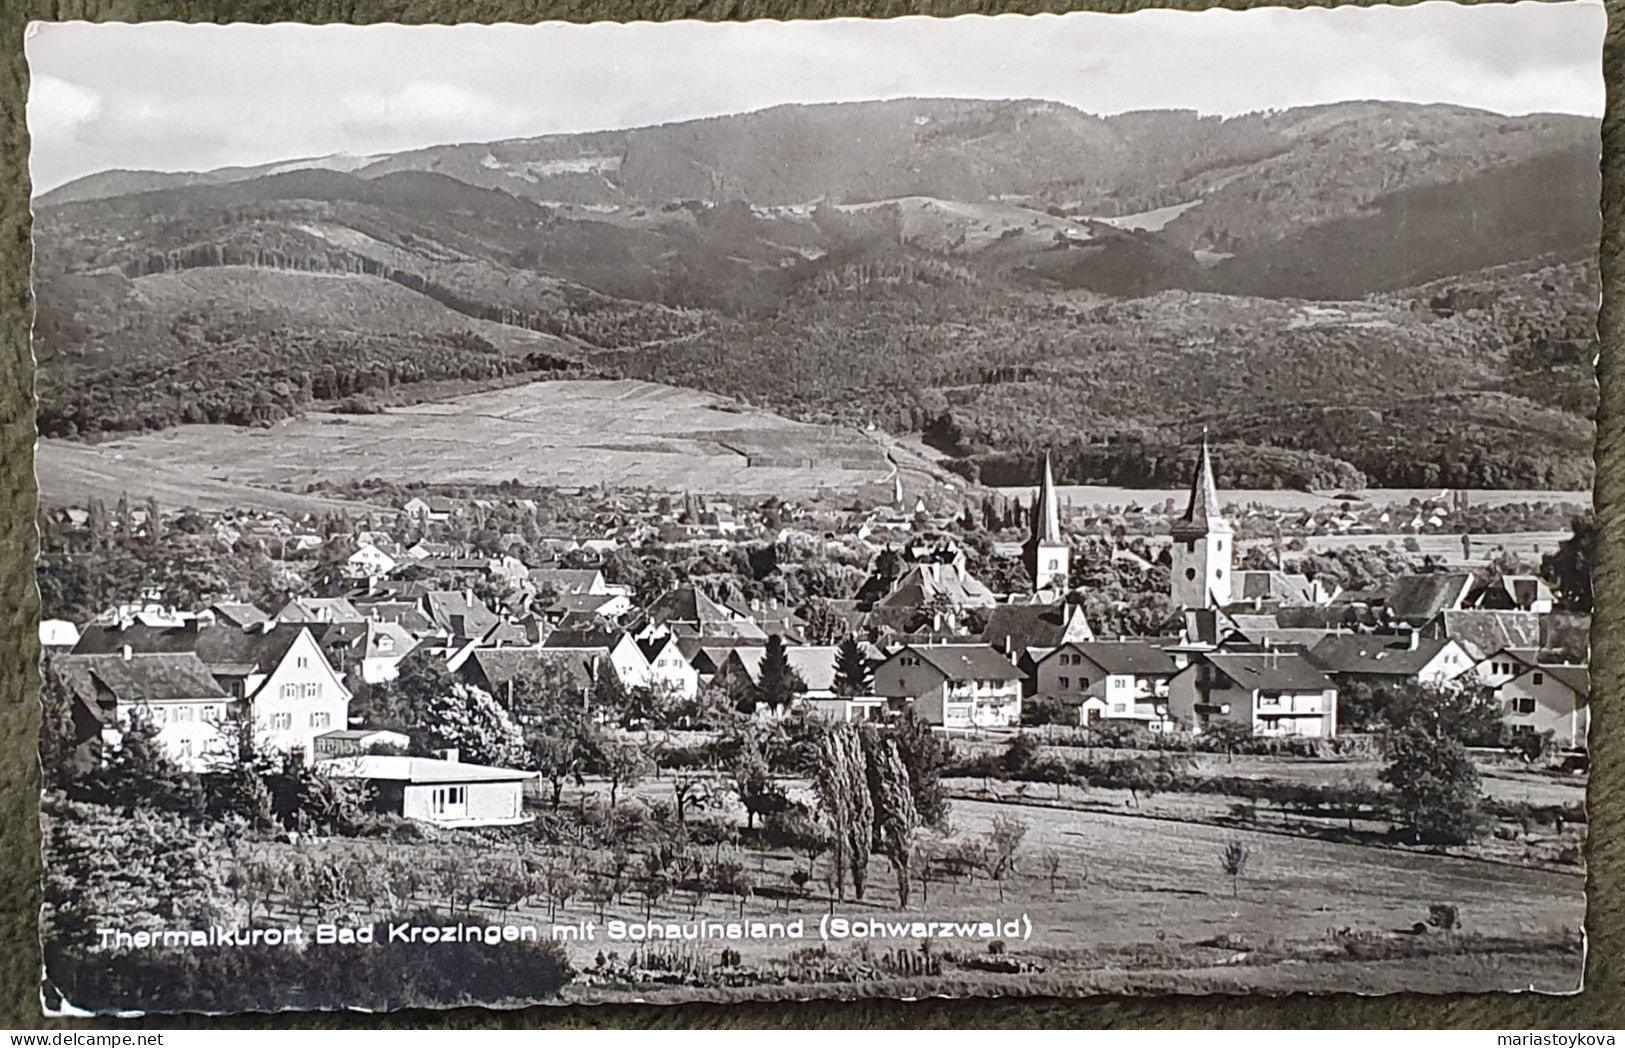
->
[[35, 439, 1593, 1006]]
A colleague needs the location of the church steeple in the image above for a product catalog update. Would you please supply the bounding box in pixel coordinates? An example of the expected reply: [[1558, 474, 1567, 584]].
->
[[1169, 432, 1233, 609], [1023, 450, 1069, 596], [1172, 430, 1231, 540]]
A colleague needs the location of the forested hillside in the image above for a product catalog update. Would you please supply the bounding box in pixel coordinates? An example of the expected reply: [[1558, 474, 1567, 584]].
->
[[31, 98, 1600, 491]]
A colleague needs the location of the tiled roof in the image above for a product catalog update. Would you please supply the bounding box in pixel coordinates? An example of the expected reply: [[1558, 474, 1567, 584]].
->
[[1203, 652, 1335, 693], [1307, 633, 1456, 676], [1062, 641, 1177, 677], [898, 644, 1024, 682], [53, 651, 228, 707]]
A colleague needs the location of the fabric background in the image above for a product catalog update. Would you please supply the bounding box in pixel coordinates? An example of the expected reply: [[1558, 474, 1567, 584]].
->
[[0, 0, 1619, 1027]]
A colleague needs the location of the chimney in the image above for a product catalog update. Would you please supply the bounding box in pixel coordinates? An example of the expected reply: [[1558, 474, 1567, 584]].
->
[[120, 644, 133, 661], [438, 747, 460, 764], [1408, 630, 1421, 651], [464, 589, 474, 606]]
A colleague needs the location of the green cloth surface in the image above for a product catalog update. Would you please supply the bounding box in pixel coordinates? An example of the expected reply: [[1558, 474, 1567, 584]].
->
[[0, 0, 1620, 1027]]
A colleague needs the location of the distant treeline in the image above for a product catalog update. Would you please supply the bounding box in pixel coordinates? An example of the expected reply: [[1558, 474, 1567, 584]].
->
[[948, 440, 1368, 493], [37, 332, 568, 438]]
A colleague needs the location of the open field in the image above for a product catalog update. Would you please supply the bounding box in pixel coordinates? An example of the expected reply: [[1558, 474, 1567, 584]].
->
[[252, 784, 1582, 1003], [33, 442, 385, 515], [35, 379, 895, 506]]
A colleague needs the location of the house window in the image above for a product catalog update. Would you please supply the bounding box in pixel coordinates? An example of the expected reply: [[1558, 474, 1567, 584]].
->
[[310, 712, 331, 729], [178, 740, 192, 758], [1512, 697, 1537, 715], [297, 657, 309, 669], [150, 707, 167, 724], [303, 683, 320, 699], [1259, 693, 1281, 708], [202, 706, 218, 722], [281, 684, 298, 700], [378, 637, 393, 651], [1185, 541, 1195, 554], [1532, 673, 1545, 686], [270, 712, 292, 730], [431, 786, 467, 814], [1059, 676, 1071, 689], [173, 706, 193, 723], [1111, 703, 1127, 714], [1185, 568, 1197, 581]]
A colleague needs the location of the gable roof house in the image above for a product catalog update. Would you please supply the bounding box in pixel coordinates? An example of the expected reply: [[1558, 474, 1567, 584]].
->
[[1496, 663, 1590, 749], [1383, 573, 1475, 626], [276, 596, 366, 625], [1307, 632, 1475, 688], [1167, 651, 1338, 738], [459, 648, 596, 711], [1420, 610, 1543, 660], [1029, 640, 1179, 727], [51, 650, 232, 771], [981, 601, 1095, 669], [872, 643, 1025, 729], [71, 622, 351, 761], [633, 586, 769, 642], [1472, 575, 1557, 613]]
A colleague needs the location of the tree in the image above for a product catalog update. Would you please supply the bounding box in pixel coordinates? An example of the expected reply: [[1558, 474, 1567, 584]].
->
[[1379, 684, 1495, 843], [810, 724, 874, 901], [862, 728, 920, 906], [1219, 839, 1250, 898], [755, 634, 806, 713], [800, 598, 846, 646], [983, 814, 1028, 902], [422, 681, 527, 768], [598, 737, 653, 808], [892, 709, 950, 827], [832, 635, 873, 697], [1543, 513, 1597, 612], [526, 709, 599, 810], [729, 734, 788, 829]]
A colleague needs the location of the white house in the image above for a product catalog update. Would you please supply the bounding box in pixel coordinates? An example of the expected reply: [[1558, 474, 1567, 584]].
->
[[1166, 651, 1339, 738], [402, 497, 454, 524], [324, 754, 535, 827], [40, 620, 81, 650], [872, 644, 1024, 729], [71, 621, 353, 762], [637, 633, 701, 700], [1028, 640, 1178, 728], [344, 542, 399, 579], [53, 651, 233, 772], [1496, 664, 1590, 749], [543, 626, 651, 695], [1308, 632, 1475, 688]]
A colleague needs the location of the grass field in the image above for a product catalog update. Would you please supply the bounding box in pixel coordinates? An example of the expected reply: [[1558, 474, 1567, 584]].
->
[[35, 379, 895, 507], [248, 762, 1583, 1004]]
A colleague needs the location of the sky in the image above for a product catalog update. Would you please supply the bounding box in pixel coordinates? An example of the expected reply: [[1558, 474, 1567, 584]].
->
[[25, 1, 1606, 193]]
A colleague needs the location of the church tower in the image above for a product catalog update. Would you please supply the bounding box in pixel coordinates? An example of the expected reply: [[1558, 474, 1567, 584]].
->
[[1169, 434, 1233, 610], [1023, 451, 1070, 596]]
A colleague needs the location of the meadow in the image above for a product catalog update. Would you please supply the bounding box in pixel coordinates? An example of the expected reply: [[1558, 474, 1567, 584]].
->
[[227, 757, 1584, 1005], [34, 378, 896, 508]]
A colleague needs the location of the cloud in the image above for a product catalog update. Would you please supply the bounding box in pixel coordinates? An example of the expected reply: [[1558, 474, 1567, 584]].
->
[[22, 4, 1605, 192], [27, 74, 101, 135]]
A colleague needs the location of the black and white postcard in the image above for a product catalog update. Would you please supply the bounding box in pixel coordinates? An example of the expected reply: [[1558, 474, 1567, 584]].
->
[[27, 4, 1603, 1013]]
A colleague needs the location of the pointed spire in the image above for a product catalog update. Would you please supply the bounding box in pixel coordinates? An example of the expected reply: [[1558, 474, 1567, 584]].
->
[[1173, 430, 1230, 538], [1030, 450, 1062, 545]]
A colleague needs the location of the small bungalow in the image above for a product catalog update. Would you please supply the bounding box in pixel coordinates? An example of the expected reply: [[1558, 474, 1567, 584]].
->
[[325, 754, 535, 827]]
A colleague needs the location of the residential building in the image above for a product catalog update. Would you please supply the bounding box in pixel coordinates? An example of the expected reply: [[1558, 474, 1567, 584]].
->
[[1307, 632, 1475, 688], [344, 542, 399, 579], [1473, 575, 1557, 614], [872, 644, 1024, 728], [72, 622, 352, 762], [1167, 651, 1339, 738], [53, 651, 232, 771], [1030, 640, 1178, 727], [1497, 664, 1590, 749], [324, 754, 534, 827]]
